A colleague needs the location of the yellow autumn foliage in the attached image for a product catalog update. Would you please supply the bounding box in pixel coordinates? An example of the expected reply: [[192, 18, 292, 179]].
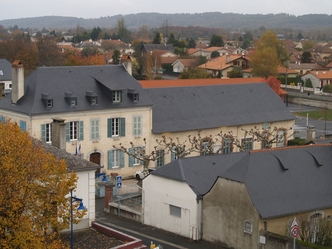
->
[[0, 120, 81, 249]]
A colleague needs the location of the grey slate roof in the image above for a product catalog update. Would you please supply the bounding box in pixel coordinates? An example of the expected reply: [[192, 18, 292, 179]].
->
[[33, 138, 100, 172], [0, 65, 154, 115], [145, 83, 295, 134], [0, 59, 12, 81], [151, 145, 332, 219]]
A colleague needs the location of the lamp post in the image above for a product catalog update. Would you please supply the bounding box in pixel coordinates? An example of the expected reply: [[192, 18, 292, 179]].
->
[[70, 189, 86, 249]]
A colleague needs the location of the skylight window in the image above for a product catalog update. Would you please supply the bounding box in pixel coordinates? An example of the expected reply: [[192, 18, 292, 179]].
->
[[0, 70, 3, 76]]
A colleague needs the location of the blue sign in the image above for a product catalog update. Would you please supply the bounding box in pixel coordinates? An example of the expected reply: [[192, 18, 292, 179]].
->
[[116, 175, 122, 188], [116, 175, 122, 183]]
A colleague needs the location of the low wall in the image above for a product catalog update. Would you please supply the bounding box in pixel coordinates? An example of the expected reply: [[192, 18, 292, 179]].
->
[[92, 222, 146, 249], [289, 97, 332, 109], [109, 203, 142, 223]]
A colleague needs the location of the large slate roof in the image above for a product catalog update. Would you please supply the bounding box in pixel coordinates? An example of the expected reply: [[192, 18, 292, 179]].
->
[[0, 65, 154, 115], [0, 59, 11, 81], [151, 145, 332, 219], [145, 83, 295, 134]]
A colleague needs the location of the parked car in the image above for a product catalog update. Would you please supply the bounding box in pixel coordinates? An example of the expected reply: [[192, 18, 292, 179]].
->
[[134, 168, 155, 180]]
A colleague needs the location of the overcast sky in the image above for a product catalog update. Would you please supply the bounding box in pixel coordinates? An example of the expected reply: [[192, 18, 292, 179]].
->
[[1, 0, 332, 20]]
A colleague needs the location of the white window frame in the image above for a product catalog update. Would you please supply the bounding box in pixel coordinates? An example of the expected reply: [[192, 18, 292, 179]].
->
[[112, 149, 121, 168], [242, 137, 253, 151], [112, 118, 120, 137], [69, 121, 78, 140], [133, 147, 142, 165], [277, 129, 285, 147], [90, 119, 100, 140], [45, 123, 52, 143], [133, 116, 142, 136], [112, 91, 121, 103]]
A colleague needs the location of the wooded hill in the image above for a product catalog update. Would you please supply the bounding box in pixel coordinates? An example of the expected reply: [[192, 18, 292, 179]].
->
[[1, 12, 332, 31]]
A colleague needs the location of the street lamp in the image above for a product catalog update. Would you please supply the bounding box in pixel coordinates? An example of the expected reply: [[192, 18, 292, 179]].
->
[[70, 189, 86, 249]]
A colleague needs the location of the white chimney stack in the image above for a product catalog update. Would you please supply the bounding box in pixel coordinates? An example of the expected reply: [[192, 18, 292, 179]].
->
[[11, 60, 24, 104]]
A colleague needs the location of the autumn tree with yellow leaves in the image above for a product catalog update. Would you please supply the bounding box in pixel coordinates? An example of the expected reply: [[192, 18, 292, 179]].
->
[[0, 121, 83, 249]]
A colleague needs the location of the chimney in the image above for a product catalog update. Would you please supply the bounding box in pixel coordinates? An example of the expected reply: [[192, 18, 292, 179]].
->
[[12, 60, 24, 104], [51, 118, 66, 150], [121, 55, 132, 76], [226, 55, 230, 63]]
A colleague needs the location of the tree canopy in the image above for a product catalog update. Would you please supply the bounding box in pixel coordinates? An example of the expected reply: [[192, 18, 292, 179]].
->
[[0, 120, 82, 248], [250, 31, 288, 77], [179, 67, 212, 79], [209, 34, 224, 47]]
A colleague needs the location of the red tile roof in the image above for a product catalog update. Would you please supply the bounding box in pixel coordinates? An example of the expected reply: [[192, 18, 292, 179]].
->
[[139, 78, 265, 88]]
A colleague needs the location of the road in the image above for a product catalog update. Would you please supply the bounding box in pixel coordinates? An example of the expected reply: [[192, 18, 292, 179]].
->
[[286, 103, 332, 139]]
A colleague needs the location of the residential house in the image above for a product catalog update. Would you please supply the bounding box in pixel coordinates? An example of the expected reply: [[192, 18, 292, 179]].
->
[[0, 61, 154, 178], [0, 59, 12, 90], [141, 44, 174, 56], [140, 78, 295, 167], [171, 58, 199, 73], [143, 144, 332, 248], [76, 39, 101, 50], [37, 119, 100, 229], [288, 62, 324, 75], [0, 61, 294, 179], [301, 70, 332, 89], [197, 54, 250, 77]]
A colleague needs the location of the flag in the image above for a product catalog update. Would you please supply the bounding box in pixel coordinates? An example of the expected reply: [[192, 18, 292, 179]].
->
[[75, 141, 81, 158]]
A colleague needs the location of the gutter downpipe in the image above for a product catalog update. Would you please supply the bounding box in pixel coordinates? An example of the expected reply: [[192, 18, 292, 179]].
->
[[196, 195, 203, 240]]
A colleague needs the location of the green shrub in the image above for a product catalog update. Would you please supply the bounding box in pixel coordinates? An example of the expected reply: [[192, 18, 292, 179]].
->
[[323, 84, 332, 93], [287, 138, 306, 146]]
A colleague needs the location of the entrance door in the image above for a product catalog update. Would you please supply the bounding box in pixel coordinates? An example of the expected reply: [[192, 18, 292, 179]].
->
[[90, 152, 101, 174]]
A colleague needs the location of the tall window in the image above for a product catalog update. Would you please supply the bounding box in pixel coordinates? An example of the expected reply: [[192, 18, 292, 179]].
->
[[45, 123, 52, 142], [66, 121, 84, 141], [129, 147, 143, 166], [90, 119, 100, 140], [112, 91, 122, 103], [156, 150, 165, 167], [261, 131, 268, 149], [277, 129, 285, 147], [242, 137, 253, 151], [112, 118, 119, 136], [107, 118, 125, 137], [20, 121, 26, 131], [133, 116, 142, 136], [223, 138, 232, 154], [41, 123, 52, 143], [108, 149, 124, 169], [70, 121, 78, 140], [310, 212, 323, 243]]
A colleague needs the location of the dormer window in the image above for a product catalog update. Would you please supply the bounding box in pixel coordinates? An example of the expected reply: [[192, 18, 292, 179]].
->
[[65, 91, 77, 107], [85, 90, 98, 106], [91, 97, 97, 105], [112, 91, 122, 103], [127, 88, 139, 102], [70, 98, 77, 107], [41, 93, 53, 109], [47, 99, 53, 108]]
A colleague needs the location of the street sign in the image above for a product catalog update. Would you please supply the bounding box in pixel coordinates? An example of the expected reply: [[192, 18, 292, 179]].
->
[[116, 175, 122, 188], [291, 218, 299, 238]]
